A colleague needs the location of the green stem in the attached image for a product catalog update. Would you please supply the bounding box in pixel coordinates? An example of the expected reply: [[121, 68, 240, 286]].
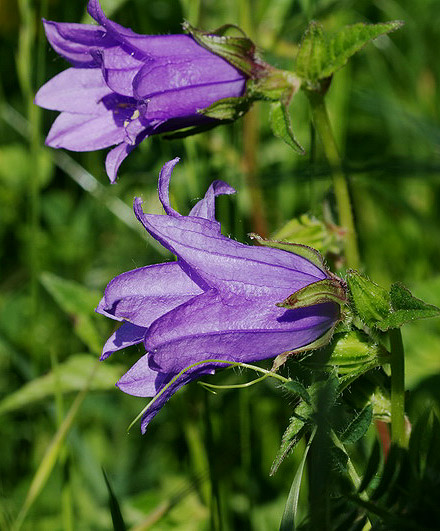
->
[[307, 91, 360, 269], [389, 328, 407, 447]]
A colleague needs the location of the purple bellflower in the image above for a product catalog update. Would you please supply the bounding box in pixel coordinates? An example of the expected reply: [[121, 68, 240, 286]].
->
[[34, 0, 246, 182], [96, 158, 341, 433]]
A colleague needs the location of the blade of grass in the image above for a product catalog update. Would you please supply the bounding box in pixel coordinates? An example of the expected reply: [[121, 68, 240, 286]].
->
[[11, 362, 99, 531]]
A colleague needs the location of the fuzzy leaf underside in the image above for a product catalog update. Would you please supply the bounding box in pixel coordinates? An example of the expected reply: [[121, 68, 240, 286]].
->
[[269, 101, 305, 154], [297, 20, 403, 84]]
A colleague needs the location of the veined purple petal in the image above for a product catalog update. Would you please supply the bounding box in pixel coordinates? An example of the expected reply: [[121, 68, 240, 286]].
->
[[116, 354, 215, 433], [45, 111, 126, 151], [105, 142, 136, 183], [94, 46, 145, 97], [97, 261, 204, 326], [189, 180, 236, 220], [133, 56, 245, 100], [42, 19, 116, 66], [145, 289, 339, 373], [140, 78, 246, 122], [101, 322, 146, 360], [134, 199, 327, 294], [34, 68, 112, 113]]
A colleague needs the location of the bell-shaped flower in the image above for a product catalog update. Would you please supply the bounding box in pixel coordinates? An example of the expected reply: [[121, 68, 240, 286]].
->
[[34, 0, 246, 182], [96, 158, 341, 432]]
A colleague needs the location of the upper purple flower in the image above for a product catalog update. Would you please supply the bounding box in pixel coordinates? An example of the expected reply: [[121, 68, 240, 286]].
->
[[96, 158, 341, 432], [34, 0, 246, 182]]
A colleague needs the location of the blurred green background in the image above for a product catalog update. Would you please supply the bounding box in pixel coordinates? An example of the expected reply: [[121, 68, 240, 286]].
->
[[1, 0, 439, 529]]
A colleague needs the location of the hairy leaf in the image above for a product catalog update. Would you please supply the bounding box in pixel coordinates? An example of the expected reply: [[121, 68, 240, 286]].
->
[[376, 283, 440, 331], [296, 21, 403, 85], [269, 101, 305, 154], [346, 270, 390, 328], [340, 404, 373, 444]]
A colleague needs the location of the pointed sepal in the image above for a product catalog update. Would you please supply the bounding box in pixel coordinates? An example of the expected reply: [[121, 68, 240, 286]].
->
[[346, 270, 390, 328], [277, 277, 347, 310], [249, 232, 326, 272]]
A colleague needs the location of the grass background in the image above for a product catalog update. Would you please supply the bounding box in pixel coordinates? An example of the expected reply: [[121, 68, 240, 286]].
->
[[0, 0, 439, 528]]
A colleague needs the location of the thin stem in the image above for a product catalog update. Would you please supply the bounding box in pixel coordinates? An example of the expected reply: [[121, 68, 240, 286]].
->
[[389, 328, 407, 447], [307, 91, 360, 269], [240, 0, 268, 238]]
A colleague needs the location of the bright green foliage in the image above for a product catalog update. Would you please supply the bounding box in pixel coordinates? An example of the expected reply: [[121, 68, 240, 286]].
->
[[41, 272, 103, 355], [269, 101, 305, 154], [346, 270, 391, 327], [376, 282, 440, 331], [0, 355, 124, 416], [297, 20, 403, 88], [347, 271, 440, 331]]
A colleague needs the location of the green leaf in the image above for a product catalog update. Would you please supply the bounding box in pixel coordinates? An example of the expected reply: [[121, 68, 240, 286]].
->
[[376, 283, 440, 331], [279, 432, 314, 531], [330, 445, 349, 473], [358, 439, 381, 493], [296, 20, 403, 86], [0, 355, 124, 415], [103, 469, 127, 531], [296, 21, 328, 83], [283, 380, 312, 405], [346, 270, 390, 328], [271, 400, 312, 475], [269, 101, 305, 154], [41, 272, 103, 355], [340, 404, 373, 444], [321, 21, 403, 79], [277, 277, 347, 310]]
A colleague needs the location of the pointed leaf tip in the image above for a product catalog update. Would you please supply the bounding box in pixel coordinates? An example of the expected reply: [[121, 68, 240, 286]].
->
[[269, 101, 305, 154]]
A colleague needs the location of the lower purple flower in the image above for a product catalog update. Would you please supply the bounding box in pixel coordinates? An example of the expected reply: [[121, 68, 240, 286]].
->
[[96, 158, 341, 432]]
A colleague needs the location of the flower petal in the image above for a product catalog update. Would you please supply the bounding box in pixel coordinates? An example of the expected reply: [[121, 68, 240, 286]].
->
[[42, 19, 116, 66], [133, 56, 244, 100], [105, 142, 136, 183], [34, 68, 111, 113], [140, 78, 246, 122], [45, 111, 125, 151], [145, 289, 340, 373], [116, 354, 214, 433], [101, 322, 146, 360], [97, 261, 204, 326], [189, 180, 236, 220], [134, 198, 327, 293]]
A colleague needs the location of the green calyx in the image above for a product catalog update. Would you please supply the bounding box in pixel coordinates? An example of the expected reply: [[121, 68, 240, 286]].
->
[[185, 22, 302, 150], [277, 276, 348, 310]]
